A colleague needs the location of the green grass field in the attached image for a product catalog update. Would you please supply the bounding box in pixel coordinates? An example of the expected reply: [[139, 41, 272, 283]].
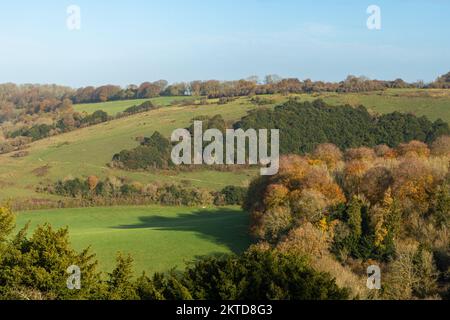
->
[[73, 96, 199, 115], [15, 206, 251, 274]]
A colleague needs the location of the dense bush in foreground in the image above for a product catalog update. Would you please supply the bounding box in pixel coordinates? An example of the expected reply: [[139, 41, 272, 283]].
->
[[138, 248, 349, 300], [0, 205, 347, 300]]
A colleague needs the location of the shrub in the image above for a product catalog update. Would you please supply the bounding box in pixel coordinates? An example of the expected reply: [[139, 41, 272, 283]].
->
[[0, 223, 104, 300], [112, 131, 172, 170], [82, 110, 109, 125], [217, 186, 247, 205], [123, 101, 156, 115], [176, 248, 350, 300], [10, 124, 54, 141]]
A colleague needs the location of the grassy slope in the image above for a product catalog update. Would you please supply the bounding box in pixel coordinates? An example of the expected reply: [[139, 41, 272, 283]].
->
[[0, 98, 260, 201], [73, 96, 199, 115], [15, 206, 251, 273]]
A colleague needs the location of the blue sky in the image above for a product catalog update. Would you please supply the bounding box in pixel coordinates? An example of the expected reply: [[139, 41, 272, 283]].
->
[[0, 0, 449, 87]]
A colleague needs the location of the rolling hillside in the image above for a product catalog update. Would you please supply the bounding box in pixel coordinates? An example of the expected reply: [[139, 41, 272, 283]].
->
[[1, 89, 449, 203], [0, 99, 261, 202], [74, 89, 450, 122]]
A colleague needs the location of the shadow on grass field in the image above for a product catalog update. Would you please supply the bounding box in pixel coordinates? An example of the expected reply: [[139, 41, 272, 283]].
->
[[113, 208, 251, 254], [16, 206, 252, 273]]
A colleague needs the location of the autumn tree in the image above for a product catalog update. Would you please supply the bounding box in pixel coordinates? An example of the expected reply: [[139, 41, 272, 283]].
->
[[311, 143, 343, 170], [87, 175, 99, 191], [431, 135, 450, 157], [247, 155, 345, 242], [345, 147, 376, 162], [397, 140, 430, 158], [383, 242, 438, 299], [392, 157, 435, 214], [374, 144, 396, 158], [360, 166, 394, 205], [342, 160, 372, 197], [245, 142, 449, 298]]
